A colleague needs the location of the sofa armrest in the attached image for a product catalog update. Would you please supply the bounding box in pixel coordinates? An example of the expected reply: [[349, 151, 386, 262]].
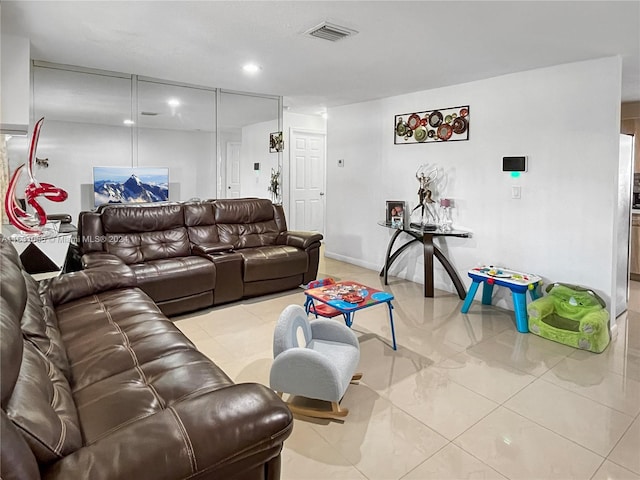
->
[[281, 231, 323, 250], [526, 296, 555, 320], [192, 243, 234, 255], [41, 384, 293, 480], [43, 262, 136, 306]]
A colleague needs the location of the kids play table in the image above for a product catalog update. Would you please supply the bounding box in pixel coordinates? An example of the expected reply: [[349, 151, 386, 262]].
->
[[304, 281, 397, 350], [461, 266, 542, 333]]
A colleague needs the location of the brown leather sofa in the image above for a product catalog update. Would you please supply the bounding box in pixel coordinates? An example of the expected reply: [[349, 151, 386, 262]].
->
[[0, 235, 293, 480], [79, 198, 323, 316]]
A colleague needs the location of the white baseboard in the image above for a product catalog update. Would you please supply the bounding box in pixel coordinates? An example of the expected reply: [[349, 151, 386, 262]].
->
[[323, 251, 380, 272]]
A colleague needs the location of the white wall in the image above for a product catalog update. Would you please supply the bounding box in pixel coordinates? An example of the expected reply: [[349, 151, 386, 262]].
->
[[138, 127, 216, 201], [326, 57, 623, 318], [0, 34, 30, 133], [240, 118, 279, 199]]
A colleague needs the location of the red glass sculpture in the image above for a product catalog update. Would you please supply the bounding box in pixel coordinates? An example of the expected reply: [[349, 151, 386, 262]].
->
[[4, 117, 68, 234]]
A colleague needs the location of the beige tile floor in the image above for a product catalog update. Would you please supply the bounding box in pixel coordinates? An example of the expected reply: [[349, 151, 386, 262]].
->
[[174, 254, 640, 480]]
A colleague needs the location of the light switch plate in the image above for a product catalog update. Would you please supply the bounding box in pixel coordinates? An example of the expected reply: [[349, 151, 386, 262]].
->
[[512, 186, 521, 199]]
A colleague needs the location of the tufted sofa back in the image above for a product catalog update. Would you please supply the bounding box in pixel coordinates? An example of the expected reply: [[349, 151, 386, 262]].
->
[[81, 203, 191, 264], [214, 198, 285, 249], [79, 198, 291, 263], [1, 238, 82, 477], [184, 201, 220, 245]]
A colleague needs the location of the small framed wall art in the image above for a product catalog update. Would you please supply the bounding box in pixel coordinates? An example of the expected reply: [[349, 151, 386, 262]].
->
[[386, 200, 406, 227], [269, 131, 284, 153], [394, 105, 470, 145]]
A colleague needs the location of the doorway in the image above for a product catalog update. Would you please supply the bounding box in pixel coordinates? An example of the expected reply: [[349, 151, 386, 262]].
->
[[226, 142, 241, 198], [289, 129, 326, 234]]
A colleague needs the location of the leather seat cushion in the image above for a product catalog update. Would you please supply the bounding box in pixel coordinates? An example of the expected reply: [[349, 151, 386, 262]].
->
[[53, 287, 235, 445], [130, 257, 215, 302], [240, 246, 308, 282], [73, 349, 234, 445], [55, 288, 200, 390]]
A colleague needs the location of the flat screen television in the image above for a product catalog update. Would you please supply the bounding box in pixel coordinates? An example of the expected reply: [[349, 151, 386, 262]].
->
[[93, 167, 169, 208]]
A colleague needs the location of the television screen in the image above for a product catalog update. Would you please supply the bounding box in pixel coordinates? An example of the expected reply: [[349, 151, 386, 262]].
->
[[93, 167, 169, 208]]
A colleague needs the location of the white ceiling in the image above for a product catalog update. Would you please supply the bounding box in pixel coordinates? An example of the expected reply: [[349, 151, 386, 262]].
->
[[2, 1, 639, 115]]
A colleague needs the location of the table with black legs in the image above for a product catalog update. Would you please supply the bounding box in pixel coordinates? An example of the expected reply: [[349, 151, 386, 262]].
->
[[378, 221, 471, 299]]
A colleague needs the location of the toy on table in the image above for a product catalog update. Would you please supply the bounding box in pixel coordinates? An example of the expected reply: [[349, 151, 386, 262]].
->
[[527, 283, 610, 353], [304, 278, 344, 320], [461, 265, 543, 333]]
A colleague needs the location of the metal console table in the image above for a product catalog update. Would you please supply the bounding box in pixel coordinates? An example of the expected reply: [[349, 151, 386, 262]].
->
[[378, 221, 471, 299]]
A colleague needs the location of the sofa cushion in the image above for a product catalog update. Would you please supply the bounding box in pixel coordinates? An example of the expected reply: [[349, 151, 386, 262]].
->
[[214, 198, 274, 224], [184, 201, 220, 245], [217, 223, 280, 249], [129, 257, 216, 302], [55, 288, 198, 391], [73, 349, 235, 445], [1, 410, 40, 480], [5, 341, 82, 464], [1, 238, 71, 382], [105, 227, 191, 264], [215, 199, 281, 248], [18, 273, 71, 380], [240, 246, 308, 282], [101, 203, 184, 233]]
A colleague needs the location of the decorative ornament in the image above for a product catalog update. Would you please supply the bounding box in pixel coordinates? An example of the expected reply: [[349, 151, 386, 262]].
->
[[4, 117, 68, 234], [267, 167, 281, 204], [410, 164, 439, 228]]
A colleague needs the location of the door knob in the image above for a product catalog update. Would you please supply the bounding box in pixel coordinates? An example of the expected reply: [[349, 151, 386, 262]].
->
[[320, 192, 325, 196]]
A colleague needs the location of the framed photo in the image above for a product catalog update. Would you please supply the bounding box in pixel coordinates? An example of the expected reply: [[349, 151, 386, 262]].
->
[[269, 131, 284, 153], [386, 201, 406, 227]]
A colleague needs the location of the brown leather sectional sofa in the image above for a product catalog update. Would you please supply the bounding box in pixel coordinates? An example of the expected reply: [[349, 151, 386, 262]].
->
[[0, 235, 293, 480], [79, 198, 323, 316]]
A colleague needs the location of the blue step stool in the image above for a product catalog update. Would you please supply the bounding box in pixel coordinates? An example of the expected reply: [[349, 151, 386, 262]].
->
[[461, 266, 542, 333]]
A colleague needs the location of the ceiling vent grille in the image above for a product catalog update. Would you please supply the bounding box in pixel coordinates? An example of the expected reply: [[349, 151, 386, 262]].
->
[[305, 22, 357, 42]]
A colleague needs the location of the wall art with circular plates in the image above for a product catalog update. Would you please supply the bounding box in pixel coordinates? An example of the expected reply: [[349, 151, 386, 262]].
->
[[394, 105, 469, 144]]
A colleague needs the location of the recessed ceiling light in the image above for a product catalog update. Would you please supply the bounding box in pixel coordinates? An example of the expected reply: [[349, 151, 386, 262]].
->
[[167, 98, 180, 107], [321, 112, 328, 120], [123, 119, 135, 125], [243, 63, 261, 74]]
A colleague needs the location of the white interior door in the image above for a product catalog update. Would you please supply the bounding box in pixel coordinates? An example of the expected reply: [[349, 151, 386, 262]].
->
[[226, 142, 241, 198], [290, 130, 325, 234]]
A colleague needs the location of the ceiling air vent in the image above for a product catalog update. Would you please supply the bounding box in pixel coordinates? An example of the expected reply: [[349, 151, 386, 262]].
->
[[305, 22, 357, 42]]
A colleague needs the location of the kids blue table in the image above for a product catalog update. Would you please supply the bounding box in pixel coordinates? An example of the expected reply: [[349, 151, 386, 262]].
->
[[304, 280, 397, 350], [461, 266, 542, 333]]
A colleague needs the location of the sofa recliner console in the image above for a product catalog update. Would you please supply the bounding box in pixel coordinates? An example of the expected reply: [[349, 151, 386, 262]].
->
[[0, 235, 293, 480], [79, 198, 323, 316]]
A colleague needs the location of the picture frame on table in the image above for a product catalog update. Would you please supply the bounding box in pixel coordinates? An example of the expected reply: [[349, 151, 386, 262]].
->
[[386, 201, 406, 228]]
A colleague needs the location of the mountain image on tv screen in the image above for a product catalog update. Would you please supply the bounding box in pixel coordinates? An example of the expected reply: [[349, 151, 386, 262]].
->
[[93, 167, 169, 208]]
